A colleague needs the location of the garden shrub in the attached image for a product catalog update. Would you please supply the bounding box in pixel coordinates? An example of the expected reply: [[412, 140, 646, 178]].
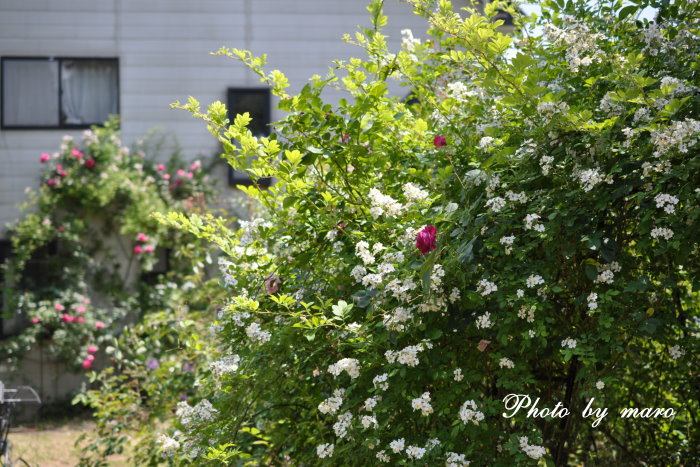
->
[[94, 0, 700, 464]]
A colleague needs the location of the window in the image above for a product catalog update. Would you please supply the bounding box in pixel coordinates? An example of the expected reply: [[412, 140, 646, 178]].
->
[[226, 88, 272, 187], [1, 57, 118, 129]]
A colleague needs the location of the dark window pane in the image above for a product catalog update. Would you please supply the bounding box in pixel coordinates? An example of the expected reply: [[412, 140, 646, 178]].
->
[[227, 88, 271, 187]]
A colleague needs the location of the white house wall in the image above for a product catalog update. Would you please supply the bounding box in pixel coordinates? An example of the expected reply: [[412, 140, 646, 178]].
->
[[0, 0, 430, 231]]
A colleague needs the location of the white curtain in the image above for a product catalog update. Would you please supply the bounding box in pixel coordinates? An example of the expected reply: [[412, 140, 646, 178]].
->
[[2, 59, 59, 126], [61, 60, 117, 125]]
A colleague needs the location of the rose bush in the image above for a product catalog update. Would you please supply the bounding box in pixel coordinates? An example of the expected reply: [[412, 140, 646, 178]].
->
[[85, 0, 700, 464], [0, 117, 218, 369]]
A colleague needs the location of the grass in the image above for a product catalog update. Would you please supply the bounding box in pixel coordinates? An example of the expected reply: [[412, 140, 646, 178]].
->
[[8, 419, 130, 467]]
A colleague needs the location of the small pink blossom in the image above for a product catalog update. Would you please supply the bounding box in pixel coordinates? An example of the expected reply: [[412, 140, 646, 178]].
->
[[55, 303, 65, 311], [57, 225, 65, 232], [61, 313, 73, 323], [177, 169, 186, 176], [76, 306, 86, 314], [157, 164, 166, 172], [96, 321, 105, 329], [144, 245, 154, 253], [40, 153, 50, 163], [190, 161, 201, 171], [85, 158, 96, 168], [477, 340, 491, 352], [86, 354, 95, 361], [265, 274, 281, 294], [77, 316, 85, 323], [433, 135, 447, 147], [47, 179, 57, 187], [164, 173, 171, 180], [416, 225, 437, 255], [71, 148, 84, 159], [133, 245, 143, 254], [186, 171, 194, 179], [82, 359, 92, 369], [31, 317, 41, 324], [137, 233, 149, 243], [87, 346, 98, 354], [341, 133, 350, 144]]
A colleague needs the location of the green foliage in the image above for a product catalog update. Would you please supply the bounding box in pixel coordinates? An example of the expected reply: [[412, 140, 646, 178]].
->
[[102, 0, 700, 465]]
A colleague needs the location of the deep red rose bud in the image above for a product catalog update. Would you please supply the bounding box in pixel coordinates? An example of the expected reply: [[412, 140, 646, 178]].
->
[[85, 158, 96, 168], [416, 225, 437, 255], [433, 135, 447, 147]]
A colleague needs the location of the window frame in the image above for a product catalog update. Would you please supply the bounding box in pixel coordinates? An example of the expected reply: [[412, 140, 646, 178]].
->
[[226, 87, 272, 188], [0, 56, 120, 130]]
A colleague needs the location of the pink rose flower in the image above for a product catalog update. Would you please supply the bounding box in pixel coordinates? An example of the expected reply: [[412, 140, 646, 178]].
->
[[164, 173, 171, 180], [415, 225, 437, 255], [85, 158, 96, 168], [144, 245, 154, 253], [137, 233, 149, 243], [433, 135, 447, 147], [186, 171, 194, 179], [82, 359, 92, 369], [87, 346, 98, 354], [96, 321, 105, 329], [86, 354, 95, 361], [47, 179, 57, 187], [76, 306, 86, 314], [133, 245, 143, 254], [157, 164, 166, 172], [61, 313, 72, 323], [40, 153, 50, 163], [77, 317, 85, 324], [57, 226, 65, 232], [71, 148, 84, 159], [55, 303, 65, 311], [190, 161, 200, 171], [31, 317, 41, 324], [265, 274, 281, 294], [177, 169, 186, 176]]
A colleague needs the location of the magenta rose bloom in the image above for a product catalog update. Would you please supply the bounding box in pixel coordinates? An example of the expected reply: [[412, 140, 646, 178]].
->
[[265, 274, 281, 294], [433, 135, 447, 147], [416, 225, 437, 255]]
